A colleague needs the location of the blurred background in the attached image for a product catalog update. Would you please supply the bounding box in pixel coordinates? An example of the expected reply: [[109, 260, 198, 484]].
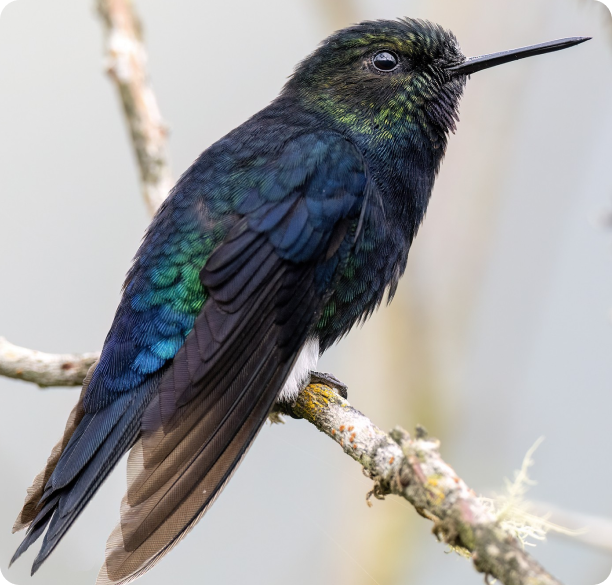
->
[[1, 0, 611, 583]]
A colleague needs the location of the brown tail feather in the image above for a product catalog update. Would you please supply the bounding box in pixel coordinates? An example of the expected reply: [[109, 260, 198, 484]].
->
[[96, 380, 276, 585]]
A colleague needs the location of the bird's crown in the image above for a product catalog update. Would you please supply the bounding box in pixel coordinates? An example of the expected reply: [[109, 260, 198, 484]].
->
[[296, 18, 464, 74]]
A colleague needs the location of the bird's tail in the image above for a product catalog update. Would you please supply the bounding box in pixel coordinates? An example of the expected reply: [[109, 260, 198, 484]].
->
[[11, 363, 162, 575], [12, 362, 96, 534]]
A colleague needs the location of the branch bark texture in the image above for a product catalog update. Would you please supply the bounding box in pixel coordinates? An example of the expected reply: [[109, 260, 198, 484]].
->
[[291, 383, 563, 585], [96, 0, 172, 215], [0, 337, 98, 388]]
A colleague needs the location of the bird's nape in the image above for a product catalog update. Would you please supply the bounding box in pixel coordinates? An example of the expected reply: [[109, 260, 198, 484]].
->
[[447, 36, 591, 75]]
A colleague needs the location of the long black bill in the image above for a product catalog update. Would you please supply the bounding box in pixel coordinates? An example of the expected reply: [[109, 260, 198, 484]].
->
[[447, 36, 590, 76]]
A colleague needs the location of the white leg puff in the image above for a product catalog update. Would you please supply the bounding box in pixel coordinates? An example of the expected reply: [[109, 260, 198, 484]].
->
[[276, 337, 319, 403]]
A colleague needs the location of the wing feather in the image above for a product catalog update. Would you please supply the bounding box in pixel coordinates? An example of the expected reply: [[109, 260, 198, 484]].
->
[[99, 254, 319, 583]]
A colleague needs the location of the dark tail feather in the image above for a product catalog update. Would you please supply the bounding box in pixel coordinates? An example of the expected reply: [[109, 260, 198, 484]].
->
[[12, 361, 97, 534], [10, 494, 59, 568], [11, 371, 162, 575]]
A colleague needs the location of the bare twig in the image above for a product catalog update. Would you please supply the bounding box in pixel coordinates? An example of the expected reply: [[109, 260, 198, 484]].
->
[[290, 383, 563, 585], [2, 0, 171, 388], [0, 337, 98, 388], [96, 0, 172, 215]]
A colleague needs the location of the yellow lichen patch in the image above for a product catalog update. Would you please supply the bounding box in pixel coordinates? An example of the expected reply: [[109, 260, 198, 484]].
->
[[426, 475, 446, 505], [295, 384, 336, 417]]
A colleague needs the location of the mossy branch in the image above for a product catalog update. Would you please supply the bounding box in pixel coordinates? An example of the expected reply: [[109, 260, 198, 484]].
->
[[288, 383, 563, 585]]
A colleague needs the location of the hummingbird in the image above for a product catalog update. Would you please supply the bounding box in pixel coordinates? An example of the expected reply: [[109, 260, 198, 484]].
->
[[11, 18, 588, 585]]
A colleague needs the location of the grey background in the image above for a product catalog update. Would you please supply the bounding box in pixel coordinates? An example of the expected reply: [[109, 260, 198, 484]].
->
[[0, 0, 611, 584]]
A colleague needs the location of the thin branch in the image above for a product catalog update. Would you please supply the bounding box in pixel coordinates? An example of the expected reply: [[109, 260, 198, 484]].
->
[[0, 337, 98, 388], [1, 0, 166, 379], [96, 0, 172, 215], [289, 383, 563, 585]]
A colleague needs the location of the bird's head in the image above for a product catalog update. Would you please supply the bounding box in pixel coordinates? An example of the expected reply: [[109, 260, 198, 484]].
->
[[285, 18, 465, 144], [285, 18, 588, 149]]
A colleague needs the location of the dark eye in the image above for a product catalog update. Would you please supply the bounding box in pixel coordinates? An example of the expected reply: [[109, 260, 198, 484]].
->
[[372, 51, 399, 72]]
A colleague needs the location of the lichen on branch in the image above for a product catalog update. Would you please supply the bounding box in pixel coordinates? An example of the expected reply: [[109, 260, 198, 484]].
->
[[290, 383, 563, 585]]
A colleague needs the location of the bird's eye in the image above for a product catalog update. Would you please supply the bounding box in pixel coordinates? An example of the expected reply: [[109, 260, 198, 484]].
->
[[372, 51, 399, 72]]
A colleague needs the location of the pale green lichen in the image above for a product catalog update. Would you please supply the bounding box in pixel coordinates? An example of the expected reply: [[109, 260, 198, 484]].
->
[[446, 437, 582, 562], [480, 437, 583, 549]]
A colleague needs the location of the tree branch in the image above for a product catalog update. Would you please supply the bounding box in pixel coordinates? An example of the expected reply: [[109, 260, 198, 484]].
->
[[96, 0, 172, 215], [0, 336, 567, 585], [0, 337, 98, 388], [290, 383, 563, 585]]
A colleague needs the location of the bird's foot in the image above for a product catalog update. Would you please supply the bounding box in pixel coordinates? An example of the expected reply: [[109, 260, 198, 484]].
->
[[309, 371, 348, 399], [269, 372, 348, 423]]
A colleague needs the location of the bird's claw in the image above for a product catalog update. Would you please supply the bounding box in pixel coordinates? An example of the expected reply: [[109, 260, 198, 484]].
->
[[309, 371, 348, 399]]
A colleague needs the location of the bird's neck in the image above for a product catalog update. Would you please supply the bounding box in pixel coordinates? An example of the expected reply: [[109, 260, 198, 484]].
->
[[353, 119, 446, 220], [287, 87, 454, 233]]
